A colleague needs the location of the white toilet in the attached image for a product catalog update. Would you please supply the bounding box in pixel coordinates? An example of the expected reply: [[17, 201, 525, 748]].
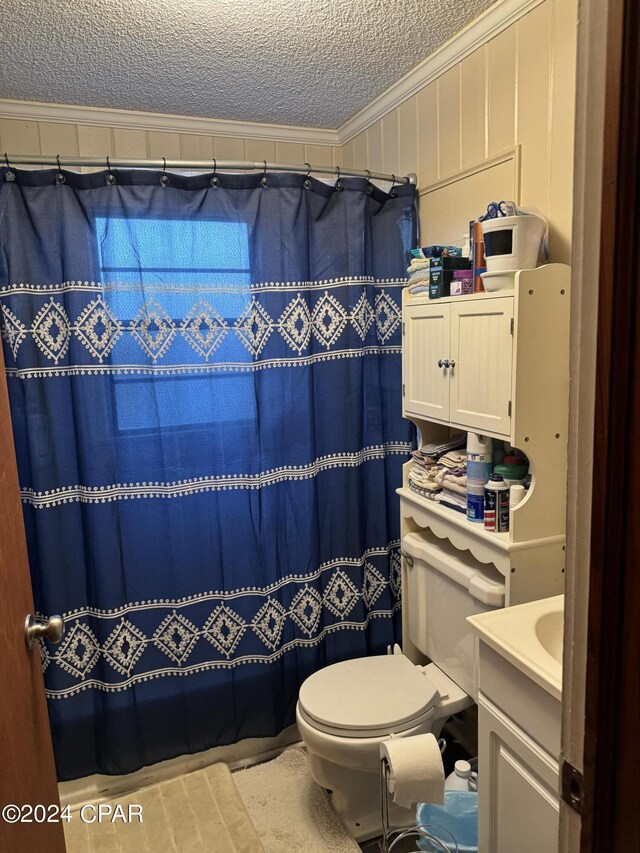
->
[[296, 531, 505, 841]]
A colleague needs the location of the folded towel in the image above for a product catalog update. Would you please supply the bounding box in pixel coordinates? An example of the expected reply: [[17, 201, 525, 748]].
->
[[439, 450, 467, 469], [409, 481, 441, 501], [407, 270, 432, 287], [435, 471, 467, 496], [436, 489, 467, 509], [411, 449, 438, 467], [408, 465, 441, 491], [407, 260, 431, 273], [421, 435, 466, 459], [436, 480, 467, 497], [436, 498, 467, 514]]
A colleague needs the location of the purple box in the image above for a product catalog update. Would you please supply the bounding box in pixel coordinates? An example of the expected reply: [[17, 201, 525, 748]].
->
[[450, 269, 474, 296]]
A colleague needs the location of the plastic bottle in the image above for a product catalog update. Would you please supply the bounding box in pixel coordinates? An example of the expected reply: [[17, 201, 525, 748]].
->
[[466, 433, 493, 482], [509, 484, 526, 508], [466, 481, 485, 523], [445, 760, 477, 792]]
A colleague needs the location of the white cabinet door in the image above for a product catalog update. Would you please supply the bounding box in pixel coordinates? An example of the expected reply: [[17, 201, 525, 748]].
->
[[403, 302, 450, 422], [449, 297, 514, 436], [478, 695, 560, 853]]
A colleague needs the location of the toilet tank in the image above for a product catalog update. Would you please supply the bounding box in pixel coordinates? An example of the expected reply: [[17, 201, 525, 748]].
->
[[402, 531, 505, 698]]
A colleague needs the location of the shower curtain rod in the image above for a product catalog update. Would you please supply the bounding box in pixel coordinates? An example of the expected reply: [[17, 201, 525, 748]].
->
[[4, 154, 416, 185]]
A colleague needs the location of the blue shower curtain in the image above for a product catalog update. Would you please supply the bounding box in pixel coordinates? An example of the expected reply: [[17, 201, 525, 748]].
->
[[0, 166, 416, 780]]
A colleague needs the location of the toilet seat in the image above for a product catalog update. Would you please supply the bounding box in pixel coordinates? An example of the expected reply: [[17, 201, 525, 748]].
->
[[298, 655, 440, 738]]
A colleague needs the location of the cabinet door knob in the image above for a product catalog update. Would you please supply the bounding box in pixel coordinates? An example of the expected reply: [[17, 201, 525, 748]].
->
[[443, 359, 450, 369], [450, 359, 455, 368], [438, 359, 444, 368]]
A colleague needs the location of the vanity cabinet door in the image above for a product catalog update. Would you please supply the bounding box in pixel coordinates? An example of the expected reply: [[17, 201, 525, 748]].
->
[[402, 302, 450, 422], [449, 297, 514, 436], [478, 694, 560, 853]]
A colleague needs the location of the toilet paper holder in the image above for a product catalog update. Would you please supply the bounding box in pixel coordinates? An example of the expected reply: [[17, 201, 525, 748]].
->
[[380, 738, 458, 853]]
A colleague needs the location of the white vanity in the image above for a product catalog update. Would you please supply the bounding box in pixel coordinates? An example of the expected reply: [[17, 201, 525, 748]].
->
[[468, 596, 563, 853]]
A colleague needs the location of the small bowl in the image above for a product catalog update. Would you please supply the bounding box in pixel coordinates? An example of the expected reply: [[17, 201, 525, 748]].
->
[[480, 270, 516, 292]]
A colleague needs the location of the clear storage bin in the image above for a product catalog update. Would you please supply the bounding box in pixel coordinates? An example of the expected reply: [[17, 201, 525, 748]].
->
[[416, 791, 478, 852]]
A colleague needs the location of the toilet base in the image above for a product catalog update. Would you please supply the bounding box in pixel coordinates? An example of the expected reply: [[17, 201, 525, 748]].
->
[[307, 750, 419, 842]]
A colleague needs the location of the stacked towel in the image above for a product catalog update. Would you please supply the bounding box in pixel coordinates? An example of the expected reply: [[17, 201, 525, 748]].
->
[[406, 258, 432, 295], [408, 449, 440, 499], [408, 435, 468, 510]]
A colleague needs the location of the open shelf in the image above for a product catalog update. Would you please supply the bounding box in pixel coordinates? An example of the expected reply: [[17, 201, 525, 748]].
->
[[398, 482, 566, 609], [398, 486, 509, 547]]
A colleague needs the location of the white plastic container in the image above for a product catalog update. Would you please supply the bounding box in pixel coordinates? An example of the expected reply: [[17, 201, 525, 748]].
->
[[480, 270, 516, 292], [445, 760, 478, 792], [509, 484, 526, 507], [481, 214, 547, 272], [402, 531, 505, 697], [466, 481, 485, 523]]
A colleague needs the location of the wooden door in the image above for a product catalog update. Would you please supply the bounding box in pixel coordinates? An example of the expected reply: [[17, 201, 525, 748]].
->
[[449, 297, 514, 436], [402, 301, 450, 422], [0, 344, 66, 852]]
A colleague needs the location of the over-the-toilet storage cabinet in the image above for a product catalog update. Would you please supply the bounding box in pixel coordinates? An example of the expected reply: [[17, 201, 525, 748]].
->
[[398, 263, 570, 659]]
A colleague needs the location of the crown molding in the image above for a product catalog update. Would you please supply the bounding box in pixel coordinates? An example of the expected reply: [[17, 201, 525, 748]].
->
[[0, 0, 544, 151], [336, 0, 546, 145], [0, 99, 340, 146]]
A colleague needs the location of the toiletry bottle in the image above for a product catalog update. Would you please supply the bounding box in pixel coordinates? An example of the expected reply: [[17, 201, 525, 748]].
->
[[509, 484, 526, 508], [484, 474, 509, 532], [467, 433, 493, 522], [445, 760, 477, 792], [466, 433, 493, 482], [471, 220, 486, 293]]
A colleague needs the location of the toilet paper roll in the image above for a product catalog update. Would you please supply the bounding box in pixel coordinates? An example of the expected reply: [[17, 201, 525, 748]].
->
[[380, 734, 445, 809]]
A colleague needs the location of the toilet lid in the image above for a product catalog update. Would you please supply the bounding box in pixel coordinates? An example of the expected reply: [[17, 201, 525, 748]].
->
[[298, 655, 440, 737]]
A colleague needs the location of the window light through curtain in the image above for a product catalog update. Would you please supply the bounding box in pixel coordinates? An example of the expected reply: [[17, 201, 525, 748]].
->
[[95, 216, 254, 432]]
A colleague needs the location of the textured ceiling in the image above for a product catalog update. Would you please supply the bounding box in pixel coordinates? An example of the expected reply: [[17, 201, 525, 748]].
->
[[2, 0, 495, 129]]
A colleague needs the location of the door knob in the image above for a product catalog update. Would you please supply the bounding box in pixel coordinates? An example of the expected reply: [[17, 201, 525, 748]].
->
[[438, 359, 449, 369], [24, 614, 64, 651], [450, 359, 456, 368]]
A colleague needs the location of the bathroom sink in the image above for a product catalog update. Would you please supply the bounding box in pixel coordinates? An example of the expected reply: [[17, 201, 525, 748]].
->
[[467, 595, 564, 700], [535, 608, 563, 664]]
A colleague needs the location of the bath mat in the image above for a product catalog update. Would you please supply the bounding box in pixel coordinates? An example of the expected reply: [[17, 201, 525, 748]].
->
[[63, 762, 264, 852], [234, 746, 361, 852]]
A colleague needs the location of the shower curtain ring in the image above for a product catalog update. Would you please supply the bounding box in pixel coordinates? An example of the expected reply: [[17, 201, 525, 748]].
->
[[105, 156, 116, 184], [303, 162, 312, 189], [335, 165, 343, 191], [211, 159, 220, 187], [55, 154, 65, 184], [3, 152, 15, 182], [261, 161, 269, 188], [163, 157, 167, 172], [389, 174, 398, 198], [365, 169, 373, 194]]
